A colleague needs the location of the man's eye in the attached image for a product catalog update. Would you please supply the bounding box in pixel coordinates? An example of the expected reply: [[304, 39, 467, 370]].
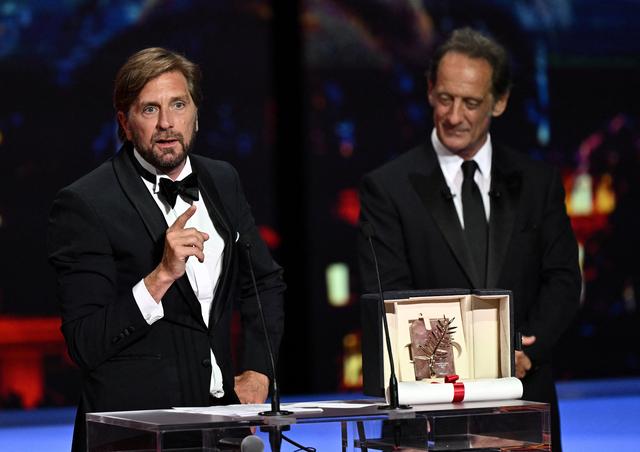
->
[[173, 101, 186, 109], [465, 100, 480, 109], [438, 96, 452, 105], [142, 106, 158, 114]]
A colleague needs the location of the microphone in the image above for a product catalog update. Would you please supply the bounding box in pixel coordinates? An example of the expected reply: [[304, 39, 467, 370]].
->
[[241, 434, 265, 452], [243, 241, 292, 417], [361, 222, 410, 410], [441, 188, 454, 200]]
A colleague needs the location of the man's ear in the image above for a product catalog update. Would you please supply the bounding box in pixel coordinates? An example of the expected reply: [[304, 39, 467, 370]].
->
[[195, 114, 199, 132], [117, 111, 132, 140], [492, 91, 510, 117], [427, 80, 435, 107]]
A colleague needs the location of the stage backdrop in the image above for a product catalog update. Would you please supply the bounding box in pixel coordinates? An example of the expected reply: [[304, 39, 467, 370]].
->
[[0, 0, 281, 408], [1, 0, 639, 409], [302, 0, 640, 391]]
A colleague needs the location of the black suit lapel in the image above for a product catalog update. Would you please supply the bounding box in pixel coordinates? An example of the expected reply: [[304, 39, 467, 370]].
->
[[408, 144, 481, 287], [113, 144, 167, 242], [190, 156, 234, 329], [487, 147, 522, 288], [112, 145, 207, 330]]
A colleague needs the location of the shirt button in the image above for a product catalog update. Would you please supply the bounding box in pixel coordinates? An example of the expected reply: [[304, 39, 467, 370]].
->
[[202, 358, 211, 368]]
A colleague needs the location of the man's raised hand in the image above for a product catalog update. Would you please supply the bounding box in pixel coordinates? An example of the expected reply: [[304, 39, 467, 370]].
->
[[144, 205, 209, 302], [163, 205, 209, 275]]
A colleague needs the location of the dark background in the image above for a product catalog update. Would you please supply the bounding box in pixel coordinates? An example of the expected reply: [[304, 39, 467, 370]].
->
[[0, 0, 639, 408]]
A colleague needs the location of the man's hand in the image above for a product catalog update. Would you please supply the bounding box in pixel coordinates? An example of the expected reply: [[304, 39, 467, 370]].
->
[[515, 335, 536, 379], [144, 205, 209, 301], [160, 205, 209, 278], [234, 370, 269, 404]]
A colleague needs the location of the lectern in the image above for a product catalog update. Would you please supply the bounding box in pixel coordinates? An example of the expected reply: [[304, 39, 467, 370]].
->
[[86, 399, 550, 451]]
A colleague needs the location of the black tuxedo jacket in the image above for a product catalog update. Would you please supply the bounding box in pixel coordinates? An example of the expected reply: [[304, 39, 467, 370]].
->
[[357, 141, 580, 400], [48, 145, 285, 450]]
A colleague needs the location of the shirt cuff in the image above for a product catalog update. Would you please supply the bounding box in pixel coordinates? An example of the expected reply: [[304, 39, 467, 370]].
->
[[209, 349, 225, 398], [133, 279, 164, 324]]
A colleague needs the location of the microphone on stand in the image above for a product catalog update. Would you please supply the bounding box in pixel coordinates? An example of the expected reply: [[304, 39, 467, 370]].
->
[[243, 241, 292, 417], [240, 434, 265, 452], [361, 222, 411, 410]]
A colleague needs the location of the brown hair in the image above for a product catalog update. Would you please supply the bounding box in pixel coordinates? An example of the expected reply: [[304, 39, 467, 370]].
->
[[427, 27, 511, 100], [113, 47, 202, 141]]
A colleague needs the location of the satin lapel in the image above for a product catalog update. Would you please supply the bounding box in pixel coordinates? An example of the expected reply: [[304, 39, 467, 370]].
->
[[113, 146, 206, 330], [486, 148, 521, 288], [191, 156, 233, 330], [113, 145, 167, 242], [408, 145, 481, 287]]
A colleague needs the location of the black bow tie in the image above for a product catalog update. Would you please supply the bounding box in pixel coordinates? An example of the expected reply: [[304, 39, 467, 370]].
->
[[158, 172, 200, 208]]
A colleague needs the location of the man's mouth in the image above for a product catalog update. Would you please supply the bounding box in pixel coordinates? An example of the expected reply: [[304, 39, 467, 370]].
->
[[154, 137, 181, 148], [444, 127, 468, 136]]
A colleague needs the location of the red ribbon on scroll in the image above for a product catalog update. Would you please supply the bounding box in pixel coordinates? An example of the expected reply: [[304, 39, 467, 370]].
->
[[445, 374, 465, 402]]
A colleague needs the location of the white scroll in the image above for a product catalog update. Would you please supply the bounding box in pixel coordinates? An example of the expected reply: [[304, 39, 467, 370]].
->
[[391, 377, 523, 405]]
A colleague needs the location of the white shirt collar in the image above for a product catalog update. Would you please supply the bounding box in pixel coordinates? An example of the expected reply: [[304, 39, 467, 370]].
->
[[430, 128, 492, 182], [132, 149, 193, 193]]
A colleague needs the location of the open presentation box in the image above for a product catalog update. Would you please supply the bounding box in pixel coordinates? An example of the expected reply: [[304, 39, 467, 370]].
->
[[361, 289, 515, 397]]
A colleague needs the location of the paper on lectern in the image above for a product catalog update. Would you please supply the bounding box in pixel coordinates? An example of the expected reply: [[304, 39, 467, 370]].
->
[[392, 377, 523, 405]]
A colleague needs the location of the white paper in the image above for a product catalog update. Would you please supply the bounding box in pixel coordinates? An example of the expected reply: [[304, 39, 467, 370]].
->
[[172, 404, 322, 417], [394, 377, 523, 405], [288, 401, 377, 409]]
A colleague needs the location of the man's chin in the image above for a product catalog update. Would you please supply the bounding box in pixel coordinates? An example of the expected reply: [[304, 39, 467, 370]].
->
[[154, 146, 188, 165], [156, 156, 186, 171], [138, 149, 186, 171], [440, 138, 470, 154]]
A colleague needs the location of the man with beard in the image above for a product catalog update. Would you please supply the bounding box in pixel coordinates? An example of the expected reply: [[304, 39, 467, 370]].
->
[[357, 28, 580, 450], [48, 48, 285, 451]]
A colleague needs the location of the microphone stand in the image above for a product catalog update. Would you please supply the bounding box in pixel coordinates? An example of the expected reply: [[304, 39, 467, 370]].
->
[[363, 224, 411, 410], [267, 425, 284, 452], [243, 243, 292, 417]]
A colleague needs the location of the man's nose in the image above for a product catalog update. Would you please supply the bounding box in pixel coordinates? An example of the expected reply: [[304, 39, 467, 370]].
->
[[446, 100, 463, 124], [156, 109, 174, 130]]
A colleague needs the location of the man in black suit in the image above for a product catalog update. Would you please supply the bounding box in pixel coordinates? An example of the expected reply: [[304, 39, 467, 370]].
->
[[358, 28, 580, 450], [48, 48, 285, 451]]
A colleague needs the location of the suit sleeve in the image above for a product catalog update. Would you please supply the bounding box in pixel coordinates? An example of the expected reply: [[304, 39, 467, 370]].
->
[[521, 168, 581, 365], [227, 167, 286, 378], [358, 172, 414, 293], [47, 188, 151, 371]]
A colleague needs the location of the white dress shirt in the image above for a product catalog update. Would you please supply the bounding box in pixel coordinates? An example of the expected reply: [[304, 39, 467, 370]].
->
[[431, 129, 492, 228], [131, 149, 226, 398]]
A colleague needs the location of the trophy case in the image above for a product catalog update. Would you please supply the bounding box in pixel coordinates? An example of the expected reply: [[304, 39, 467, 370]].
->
[[361, 289, 515, 397]]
